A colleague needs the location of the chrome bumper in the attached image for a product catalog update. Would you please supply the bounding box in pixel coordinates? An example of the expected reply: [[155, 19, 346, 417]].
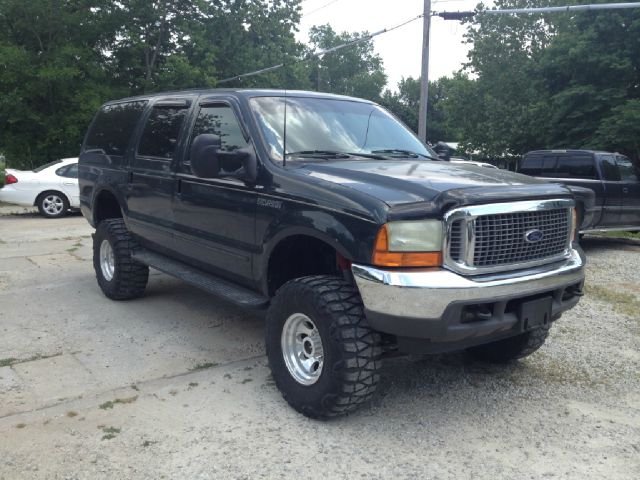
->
[[352, 247, 585, 321]]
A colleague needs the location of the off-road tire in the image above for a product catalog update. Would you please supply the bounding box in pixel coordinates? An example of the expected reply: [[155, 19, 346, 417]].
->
[[467, 323, 551, 363], [93, 218, 149, 300], [36, 191, 69, 218], [266, 275, 382, 419]]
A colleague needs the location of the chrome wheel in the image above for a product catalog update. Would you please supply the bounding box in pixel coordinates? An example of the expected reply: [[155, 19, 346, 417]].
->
[[281, 313, 324, 385], [99, 239, 115, 281], [42, 194, 64, 215]]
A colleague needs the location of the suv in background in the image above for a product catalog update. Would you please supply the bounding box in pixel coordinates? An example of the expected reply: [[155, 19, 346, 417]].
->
[[520, 150, 640, 232], [79, 90, 585, 418]]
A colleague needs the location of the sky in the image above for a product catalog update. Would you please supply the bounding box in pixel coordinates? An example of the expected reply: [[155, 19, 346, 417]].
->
[[297, 0, 490, 90]]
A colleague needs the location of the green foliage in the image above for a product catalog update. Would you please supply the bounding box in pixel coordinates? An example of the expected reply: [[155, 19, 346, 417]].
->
[[306, 25, 386, 101], [380, 75, 466, 143], [450, 0, 640, 160], [0, 0, 306, 169]]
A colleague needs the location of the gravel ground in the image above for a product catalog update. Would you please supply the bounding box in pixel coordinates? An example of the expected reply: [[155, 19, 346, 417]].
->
[[0, 211, 638, 480]]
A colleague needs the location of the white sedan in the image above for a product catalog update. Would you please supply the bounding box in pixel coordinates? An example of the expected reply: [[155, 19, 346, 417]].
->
[[0, 157, 79, 218]]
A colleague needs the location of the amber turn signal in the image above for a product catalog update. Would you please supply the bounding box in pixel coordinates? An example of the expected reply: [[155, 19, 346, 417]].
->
[[372, 225, 443, 267]]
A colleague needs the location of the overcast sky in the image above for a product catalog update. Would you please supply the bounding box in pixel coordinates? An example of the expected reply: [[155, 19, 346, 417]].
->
[[297, 0, 490, 90]]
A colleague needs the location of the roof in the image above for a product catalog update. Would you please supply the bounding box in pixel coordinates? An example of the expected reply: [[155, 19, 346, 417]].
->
[[525, 149, 614, 156], [104, 89, 374, 106]]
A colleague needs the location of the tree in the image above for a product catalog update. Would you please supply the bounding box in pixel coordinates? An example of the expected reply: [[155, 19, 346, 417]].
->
[[0, 0, 116, 168], [453, 0, 640, 160], [306, 24, 387, 101], [0, 0, 309, 168]]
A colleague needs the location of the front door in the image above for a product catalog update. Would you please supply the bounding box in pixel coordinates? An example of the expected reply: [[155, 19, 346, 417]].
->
[[172, 99, 257, 287]]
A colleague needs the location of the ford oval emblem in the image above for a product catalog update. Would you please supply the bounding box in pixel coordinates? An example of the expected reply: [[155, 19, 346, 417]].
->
[[525, 229, 544, 243]]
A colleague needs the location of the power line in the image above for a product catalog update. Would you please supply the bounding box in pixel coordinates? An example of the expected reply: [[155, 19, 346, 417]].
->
[[436, 2, 640, 19], [302, 0, 343, 18], [217, 13, 424, 85]]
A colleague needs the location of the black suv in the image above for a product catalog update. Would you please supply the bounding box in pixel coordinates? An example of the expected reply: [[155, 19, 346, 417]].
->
[[79, 89, 585, 418]]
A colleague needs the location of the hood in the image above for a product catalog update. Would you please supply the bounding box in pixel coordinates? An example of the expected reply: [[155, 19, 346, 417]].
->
[[291, 159, 573, 218]]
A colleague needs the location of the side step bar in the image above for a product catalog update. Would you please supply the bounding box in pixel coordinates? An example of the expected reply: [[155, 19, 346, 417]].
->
[[132, 249, 269, 310]]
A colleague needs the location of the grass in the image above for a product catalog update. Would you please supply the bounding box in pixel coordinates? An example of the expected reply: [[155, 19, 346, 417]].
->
[[0, 352, 61, 368], [99, 395, 138, 410], [101, 426, 121, 440], [585, 284, 640, 319], [15, 423, 26, 429], [189, 362, 219, 371], [0, 358, 18, 368], [598, 231, 640, 240], [66, 411, 78, 418]]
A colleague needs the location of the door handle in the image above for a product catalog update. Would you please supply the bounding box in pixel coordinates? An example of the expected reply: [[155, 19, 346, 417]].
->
[[623, 187, 629, 194], [63, 182, 75, 186]]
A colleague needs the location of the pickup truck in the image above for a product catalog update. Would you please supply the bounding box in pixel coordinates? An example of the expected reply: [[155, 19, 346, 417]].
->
[[79, 90, 585, 418], [520, 150, 640, 233]]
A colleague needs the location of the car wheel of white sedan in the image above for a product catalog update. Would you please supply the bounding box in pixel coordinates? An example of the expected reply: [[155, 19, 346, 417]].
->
[[37, 191, 69, 218]]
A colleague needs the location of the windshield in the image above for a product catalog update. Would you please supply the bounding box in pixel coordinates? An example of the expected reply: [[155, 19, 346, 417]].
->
[[249, 96, 437, 162]]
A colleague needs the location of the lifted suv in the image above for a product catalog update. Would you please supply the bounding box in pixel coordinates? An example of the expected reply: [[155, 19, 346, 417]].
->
[[79, 89, 585, 418]]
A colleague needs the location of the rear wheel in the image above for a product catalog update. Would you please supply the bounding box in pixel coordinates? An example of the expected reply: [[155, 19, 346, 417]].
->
[[266, 275, 382, 419], [467, 324, 551, 363], [93, 218, 149, 300], [37, 191, 69, 218]]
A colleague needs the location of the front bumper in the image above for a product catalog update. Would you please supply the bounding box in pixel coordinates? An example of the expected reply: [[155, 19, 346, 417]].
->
[[352, 247, 585, 353]]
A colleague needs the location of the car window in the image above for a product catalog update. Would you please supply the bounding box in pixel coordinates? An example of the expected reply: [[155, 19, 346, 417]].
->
[[84, 101, 147, 157], [600, 155, 620, 181], [538, 155, 557, 177], [135, 106, 188, 172], [519, 156, 543, 176], [186, 105, 249, 175], [555, 155, 597, 179], [616, 156, 639, 182], [64, 164, 78, 178]]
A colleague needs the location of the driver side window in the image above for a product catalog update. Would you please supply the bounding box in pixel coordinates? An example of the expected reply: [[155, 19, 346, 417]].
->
[[185, 105, 249, 175]]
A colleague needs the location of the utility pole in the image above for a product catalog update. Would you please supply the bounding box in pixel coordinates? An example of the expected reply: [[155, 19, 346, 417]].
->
[[418, 0, 431, 143]]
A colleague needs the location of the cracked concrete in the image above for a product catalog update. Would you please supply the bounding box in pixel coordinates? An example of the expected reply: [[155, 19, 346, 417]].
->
[[0, 209, 638, 479]]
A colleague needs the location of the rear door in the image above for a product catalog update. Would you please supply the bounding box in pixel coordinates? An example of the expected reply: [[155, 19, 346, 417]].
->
[[616, 155, 640, 226], [127, 98, 192, 252], [56, 163, 80, 207]]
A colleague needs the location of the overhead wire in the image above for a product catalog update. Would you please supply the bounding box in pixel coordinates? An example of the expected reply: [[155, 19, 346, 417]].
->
[[217, 12, 425, 85]]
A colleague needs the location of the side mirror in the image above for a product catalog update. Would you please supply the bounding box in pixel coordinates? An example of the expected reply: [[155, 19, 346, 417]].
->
[[190, 134, 221, 178]]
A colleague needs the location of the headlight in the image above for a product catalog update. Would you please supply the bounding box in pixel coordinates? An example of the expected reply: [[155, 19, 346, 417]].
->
[[372, 220, 443, 267]]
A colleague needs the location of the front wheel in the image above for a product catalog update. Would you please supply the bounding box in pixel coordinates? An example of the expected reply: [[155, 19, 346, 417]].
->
[[467, 323, 551, 363], [266, 275, 382, 419], [93, 218, 149, 300]]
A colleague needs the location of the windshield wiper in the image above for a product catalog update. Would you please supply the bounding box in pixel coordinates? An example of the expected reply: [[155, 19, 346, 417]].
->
[[285, 150, 352, 158], [371, 149, 439, 160]]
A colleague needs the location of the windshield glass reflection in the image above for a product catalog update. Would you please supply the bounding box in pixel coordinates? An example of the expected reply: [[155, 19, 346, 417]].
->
[[249, 96, 436, 162]]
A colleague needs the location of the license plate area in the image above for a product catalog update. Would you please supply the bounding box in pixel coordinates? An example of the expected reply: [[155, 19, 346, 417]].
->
[[517, 296, 553, 331]]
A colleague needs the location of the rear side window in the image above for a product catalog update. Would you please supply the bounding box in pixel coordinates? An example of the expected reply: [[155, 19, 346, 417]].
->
[[600, 155, 620, 181], [519, 156, 542, 176], [520, 155, 556, 176], [84, 101, 147, 156], [555, 155, 597, 179], [137, 106, 188, 160], [55, 164, 78, 178]]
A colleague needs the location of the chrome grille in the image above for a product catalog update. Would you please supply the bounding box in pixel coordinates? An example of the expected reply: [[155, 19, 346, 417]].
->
[[449, 220, 464, 263], [473, 209, 569, 267], [444, 199, 574, 275]]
